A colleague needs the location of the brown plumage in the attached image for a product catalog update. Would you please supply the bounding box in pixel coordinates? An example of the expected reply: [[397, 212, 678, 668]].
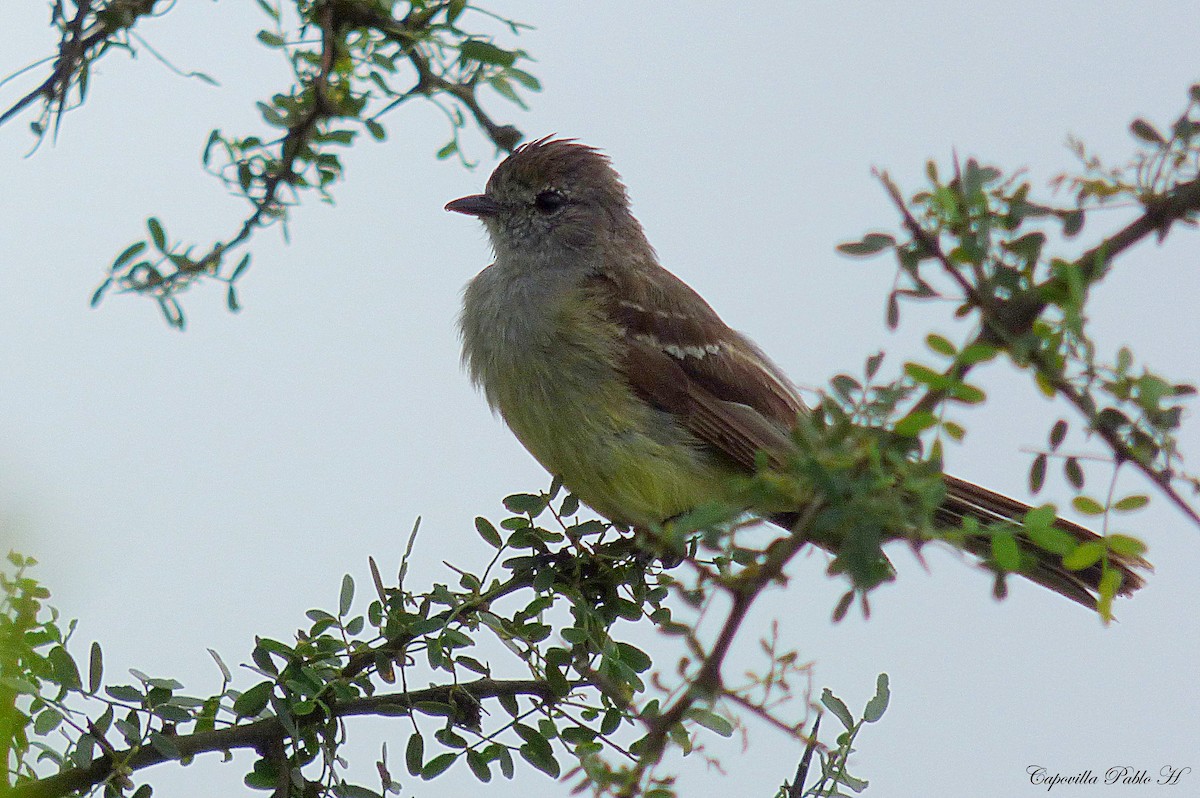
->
[[586, 251, 1147, 610], [451, 137, 1150, 611]]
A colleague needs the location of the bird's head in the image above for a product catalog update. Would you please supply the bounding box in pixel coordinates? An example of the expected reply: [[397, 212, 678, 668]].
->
[[445, 137, 640, 262]]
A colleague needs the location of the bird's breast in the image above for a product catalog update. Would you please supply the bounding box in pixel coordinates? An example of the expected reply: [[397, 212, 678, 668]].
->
[[459, 265, 732, 526]]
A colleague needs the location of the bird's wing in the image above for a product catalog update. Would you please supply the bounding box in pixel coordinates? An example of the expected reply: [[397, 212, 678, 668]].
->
[[584, 266, 1149, 609], [586, 265, 804, 471]]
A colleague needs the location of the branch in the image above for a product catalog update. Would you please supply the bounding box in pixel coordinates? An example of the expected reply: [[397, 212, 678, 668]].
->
[[1074, 176, 1200, 282], [1029, 351, 1200, 527], [366, 8, 522, 151], [93, 1, 528, 324], [881, 168, 1200, 525], [342, 536, 647, 678], [626, 505, 820, 792], [0, 1, 160, 130], [7, 679, 558, 798]]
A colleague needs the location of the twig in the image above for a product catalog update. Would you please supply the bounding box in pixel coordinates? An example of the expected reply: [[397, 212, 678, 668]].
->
[[625, 504, 820, 793], [0, 1, 102, 129], [880, 169, 1200, 526], [788, 714, 822, 798], [8, 679, 560, 798]]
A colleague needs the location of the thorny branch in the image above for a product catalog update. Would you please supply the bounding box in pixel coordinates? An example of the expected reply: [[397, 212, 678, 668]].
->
[[880, 170, 1200, 527], [5, 1, 530, 327], [8, 679, 561, 798], [617, 505, 822, 796], [0, 0, 155, 132]]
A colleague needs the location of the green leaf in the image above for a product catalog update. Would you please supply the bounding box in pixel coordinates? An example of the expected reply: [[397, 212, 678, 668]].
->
[[337, 786, 381, 798], [230, 253, 251, 281], [864, 351, 885, 379], [1112, 495, 1149, 512], [339, 574, 355, 616], [496, 744, 515, 779], [466, 748, 492, 782], [991, 532, 1020, 571], [1062, 541, 1104, 571], [904, 362, 948, 388], [257, 30, 285, 47], [503, 493, 548, 515], [148, 730, 180, 759], [957, 343, 998, 364], [49, 646, 82, 691], [321, 129, 356, 145], [926, 334, 956, 357], [949, 382, 986, 404], [1061, 209, 1084, 237], [113, 241, 148, 270], [1004, 231, 1046, 264], [1130, 118, 1165, 145], [893, 411, 936, 437], [836, 233, 896, 256], [475, 517, 502, 548], [90, 278, 112, 308], [147, 218, 166, 251], [518, 742, 560, 778], [686, 707, 733, 737], [820, 688, 854, 731], [616, 642, 652, 673], [508, 68, 541, 91], [1071, 496, 1105, 516], [421, 752, 456, 780], [942, 418, 963, 440], [1028, 454, 1047, 494], [255, 0, 281, 21], [446, 0, 468, 23], [34, 707, 62, 735], [233, 681, 273, 717], [831, 374, 861, 400], [0, 677, 38, 695], [364, 119, 386, 141], [106, 684, 143, 702], [406, 732, 424, 776], [489, 76, 527, 109], [226, 285, 240, 312], [459, 40, 517, 67], [1105, 534, 1147, 558], [88, 642, 103, 694], [1024, 521, 1075, 556], [863, 673, 890, 723], [840, 772, 869, 793], [1064, 457, 1084, 489], [1097, 567, 1120, 624], [1048, 420, 1068, 449]]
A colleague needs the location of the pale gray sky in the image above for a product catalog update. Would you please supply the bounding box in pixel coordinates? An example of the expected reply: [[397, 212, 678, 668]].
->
[[3, 3, 1199, 797]]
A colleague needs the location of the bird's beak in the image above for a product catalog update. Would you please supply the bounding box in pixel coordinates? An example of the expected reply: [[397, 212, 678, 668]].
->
[[445, 194, 501, 217]]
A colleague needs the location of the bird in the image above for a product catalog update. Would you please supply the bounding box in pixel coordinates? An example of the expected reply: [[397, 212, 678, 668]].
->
[[446, 136, 1147, 611]]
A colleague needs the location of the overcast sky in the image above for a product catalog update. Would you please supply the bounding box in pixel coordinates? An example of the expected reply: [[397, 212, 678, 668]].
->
[[3, 3, 1199, 797]]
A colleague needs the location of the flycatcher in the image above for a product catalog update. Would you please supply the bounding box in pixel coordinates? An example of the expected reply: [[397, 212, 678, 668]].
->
[[447, 137, 1146, 609]]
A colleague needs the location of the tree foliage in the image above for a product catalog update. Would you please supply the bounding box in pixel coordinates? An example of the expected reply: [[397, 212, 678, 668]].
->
[[5, 0, 537, 328], [3, 4, 1199, 798]]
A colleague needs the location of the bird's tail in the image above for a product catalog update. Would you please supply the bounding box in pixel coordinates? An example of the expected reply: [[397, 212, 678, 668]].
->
[[773, 474, 1150, 611], [936, 475, 1149, 610]]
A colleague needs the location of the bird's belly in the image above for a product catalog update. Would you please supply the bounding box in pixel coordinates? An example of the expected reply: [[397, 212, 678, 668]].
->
[[490, 355, 733, 529]]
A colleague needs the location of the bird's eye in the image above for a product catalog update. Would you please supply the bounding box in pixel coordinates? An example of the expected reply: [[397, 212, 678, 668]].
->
[[533, 190, 567, 214]]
